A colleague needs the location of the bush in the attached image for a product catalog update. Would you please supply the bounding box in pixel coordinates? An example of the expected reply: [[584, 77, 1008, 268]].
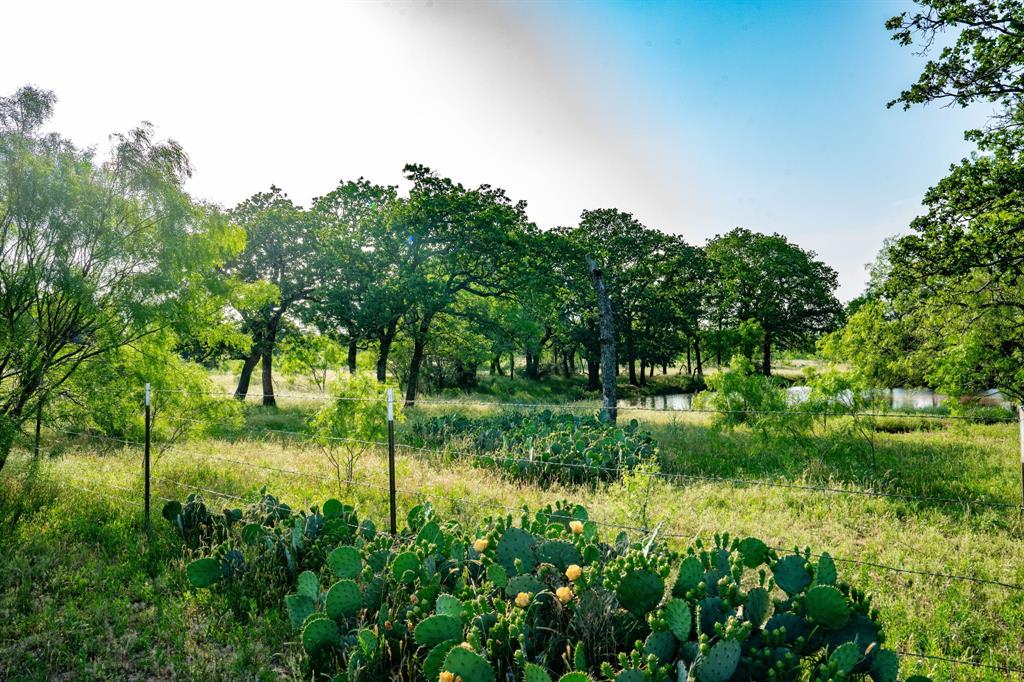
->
[[309, 374, 402, 491], [411, 410, 657, 486], [162, 489, 373, 613], [175, 492, 927, 681]]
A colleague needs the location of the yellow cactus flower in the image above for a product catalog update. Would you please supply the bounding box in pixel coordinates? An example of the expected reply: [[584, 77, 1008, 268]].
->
[[565, 564, 582, 581], [459, 641, 473, 650], [473, 538, 489, 553], [569, 520, 584, 534], [515, 591, 532, 608], [556, 586, 573, 603], [439, 672, 454, 682]]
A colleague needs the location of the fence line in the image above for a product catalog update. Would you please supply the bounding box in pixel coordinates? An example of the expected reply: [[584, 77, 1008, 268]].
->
[[397, 442, 1024, 511], [147, 387, 1018, 422]]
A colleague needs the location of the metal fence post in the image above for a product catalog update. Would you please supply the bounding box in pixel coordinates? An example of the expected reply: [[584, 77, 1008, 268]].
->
[[144, 383, 152, 544], [386, 388, 397, 536], [1019, 404, 1023, 510]]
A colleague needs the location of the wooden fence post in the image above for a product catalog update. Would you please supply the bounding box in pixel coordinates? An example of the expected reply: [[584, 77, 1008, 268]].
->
[[386, 388, 397, 536]]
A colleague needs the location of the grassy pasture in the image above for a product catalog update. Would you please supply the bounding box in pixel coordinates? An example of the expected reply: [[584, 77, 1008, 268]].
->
[[1, 390, 1022, 680]]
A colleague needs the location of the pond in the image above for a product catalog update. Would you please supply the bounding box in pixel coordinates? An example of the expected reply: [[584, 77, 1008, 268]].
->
[[623, 387, 1013, 412]]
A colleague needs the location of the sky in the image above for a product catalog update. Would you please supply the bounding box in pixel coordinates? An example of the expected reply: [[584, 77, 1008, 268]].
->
[[1, 0, 990, 300]]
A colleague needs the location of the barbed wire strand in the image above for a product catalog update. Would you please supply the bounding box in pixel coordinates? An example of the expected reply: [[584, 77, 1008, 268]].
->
[[397, 442, 1024, 511], [146, 388, 1018, 421]]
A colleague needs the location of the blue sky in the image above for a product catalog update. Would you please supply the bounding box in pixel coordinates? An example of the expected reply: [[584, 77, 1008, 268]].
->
[[0, 0, 989, 300], [519, 0, 989, 298]]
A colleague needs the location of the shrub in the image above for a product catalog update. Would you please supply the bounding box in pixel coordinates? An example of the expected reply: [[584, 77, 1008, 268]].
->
[[177, 492, 927, 681], [309, 374, 402, 492], [411, 410, 657, 486]]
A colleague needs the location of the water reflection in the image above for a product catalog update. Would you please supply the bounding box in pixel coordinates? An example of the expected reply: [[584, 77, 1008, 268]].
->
[[623, 387, 1011, 412]]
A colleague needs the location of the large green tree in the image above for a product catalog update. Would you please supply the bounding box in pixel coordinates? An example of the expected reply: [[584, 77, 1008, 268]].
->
[[705, 228, 841, 375], [868, 0, 1024, 402], [226, 187, 319, 406], [398, 164, 534, 405], [0, 86, 243, 470]]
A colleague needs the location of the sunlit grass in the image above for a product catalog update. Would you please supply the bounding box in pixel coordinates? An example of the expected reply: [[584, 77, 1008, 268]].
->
[[1, 395, 1022, 680]]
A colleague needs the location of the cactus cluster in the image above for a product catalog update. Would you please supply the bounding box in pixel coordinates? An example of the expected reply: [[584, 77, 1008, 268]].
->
[[168, 491, 928, 681], [410, 411, 657, 486]]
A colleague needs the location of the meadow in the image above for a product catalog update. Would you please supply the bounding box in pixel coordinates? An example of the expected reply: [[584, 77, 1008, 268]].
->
[[1, 374, 1021, 681]]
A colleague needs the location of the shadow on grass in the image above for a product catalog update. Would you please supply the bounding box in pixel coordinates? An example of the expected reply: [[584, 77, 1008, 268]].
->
[[651, 418, 1022, 519]]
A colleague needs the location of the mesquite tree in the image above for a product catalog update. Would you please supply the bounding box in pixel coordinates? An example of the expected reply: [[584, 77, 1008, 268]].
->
[[0, 86, 243, 470]]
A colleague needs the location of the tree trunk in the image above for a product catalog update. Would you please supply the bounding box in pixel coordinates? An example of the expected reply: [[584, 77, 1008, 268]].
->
[[628, 357, 638, 386], [686, 341, 692, 375], [561, 352, 570, 378], [509, 352, 514, 379], [587, 255, 617, 423], [662, 362, 668, 375], [235, 350, 260, 400], [694, 336, 704, 377], [638, 359, 647, 386], [376, 319, 398, 382], [347, 339, 358, 374], [404, 314, 434, 407], [586, 358, 600, 391], [761, 334, 772, 377], [261, 349, 276, 407]]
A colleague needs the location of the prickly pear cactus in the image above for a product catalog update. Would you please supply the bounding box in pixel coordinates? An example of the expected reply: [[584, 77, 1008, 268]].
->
[[615, 569, 664, 617], [691, 639, 740, 682], [441, 646, 495, 682], [496, 526, 538, 575]]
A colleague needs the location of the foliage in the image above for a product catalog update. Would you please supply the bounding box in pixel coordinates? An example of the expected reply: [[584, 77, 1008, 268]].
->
[[309, 374, 403, 490], [162, 489, 372, 613], [54, 331, 242, 444], [704, 229, 842, 376], [278, 332, 346, 392], [0, 85, 244, 470], [411, 410, 657, 486], [695, 357, 805, 438], [176, 493, 923, 682]]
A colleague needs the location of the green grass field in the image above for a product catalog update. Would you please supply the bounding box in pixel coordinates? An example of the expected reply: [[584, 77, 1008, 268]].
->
[[1, 383, 1022, 680]]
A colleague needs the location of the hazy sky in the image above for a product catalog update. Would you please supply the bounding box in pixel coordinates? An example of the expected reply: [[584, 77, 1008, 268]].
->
[[2, 0, 989, 300]]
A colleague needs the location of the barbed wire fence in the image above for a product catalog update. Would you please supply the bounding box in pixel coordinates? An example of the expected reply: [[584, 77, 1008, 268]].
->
[[26, 382, 1024, 678]]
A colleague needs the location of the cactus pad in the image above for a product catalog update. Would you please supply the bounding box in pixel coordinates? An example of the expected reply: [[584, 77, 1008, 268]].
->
[[804, 585, 850, 630], [673, 555, 705, 597], [186, 558, 221, 588], [829, 641, 862, 674], [436, 594, 463, 620], [737, 537, 769, 568], [745, 586, 771, 627], [815, 552, 837, 586], [524, 662, 553, 682], [422, 639, 459, 682], [301, 616, 339, 653], [322, 498, 343, 519], [616, 568, 664, 617], [414, 614, 462, 648], [870, 649, 899, 682], [505, 574, 545, 598], [538, 539, 583, 571], [496, 526, 538, 575], [664, 598, 693, 641], [772, 555, 812, 595], [487, 562, 509, 588], [392, 551, 420, 584], [326, 579, 361, 619], [285, 593, 315, 631], [697, 597, 733, 636], [296, 570, 319, 601], [644, 629, 677, 664], [691, 639, 740, 682], [328, 545, 362, 579], [442, 646, 496, 682], [557, 674, 591, 682]]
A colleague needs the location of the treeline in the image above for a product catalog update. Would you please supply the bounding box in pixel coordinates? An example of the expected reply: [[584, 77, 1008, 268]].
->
[[0, 84, 842, 470], [218, 181, 842, 406]]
